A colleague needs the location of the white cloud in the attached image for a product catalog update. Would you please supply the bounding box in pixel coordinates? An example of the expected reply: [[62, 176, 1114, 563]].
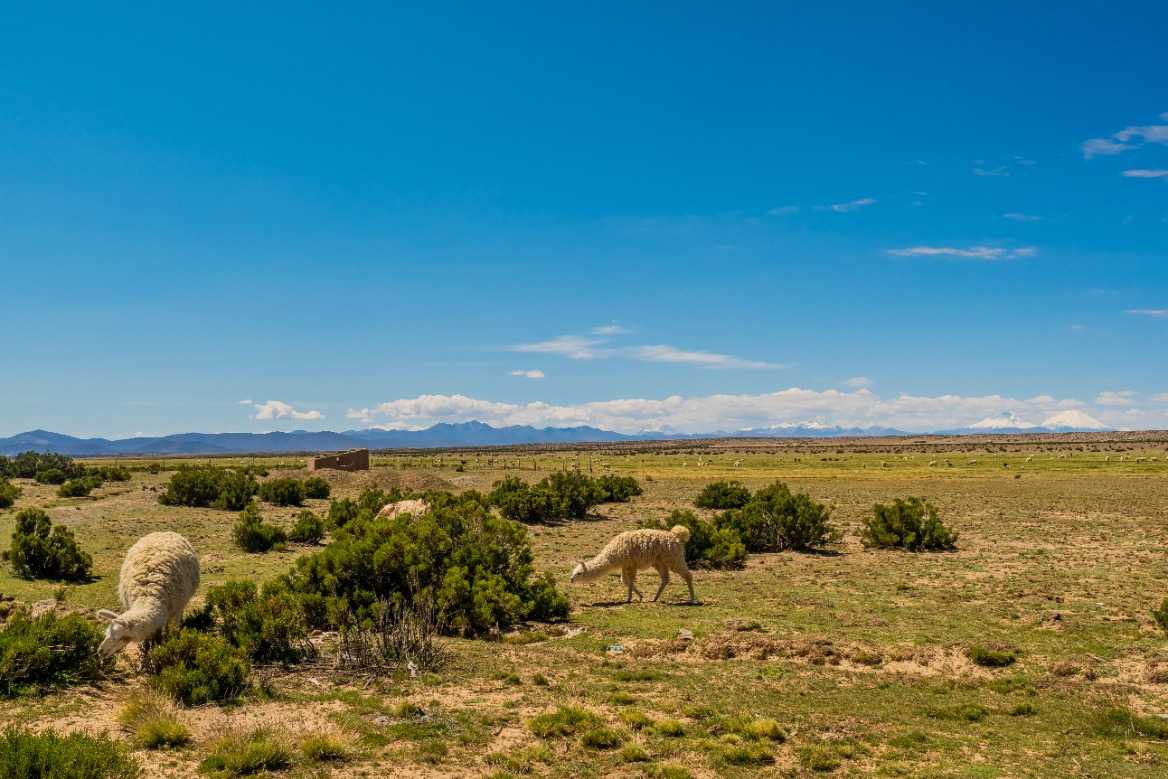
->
[[826, 197, 876, 213], [237, 399, 253, 405], [252, 400, 323, 421], [344, 387, 1153, 434], [591, 323, 631, 336], [510, 369, 545, 379], [511, 335, 607, 360], [1096, 390, 1137, 407], [1122, 169, 1168, 179], [887, 245, 1037, 261], [1151, 393, 1168, 403], [973, 165, 1010, 177], [843, 376, 872, 389], [1083, 115, 1168, 158], [625, 345, 783, 370], [1003, 212, 1043, 222], [1127, 309, 1168, 318], [768, 205, 800, 215]]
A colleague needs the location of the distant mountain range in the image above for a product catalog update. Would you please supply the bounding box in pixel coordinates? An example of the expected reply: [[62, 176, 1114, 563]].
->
[[0, 414, 1116, 456]]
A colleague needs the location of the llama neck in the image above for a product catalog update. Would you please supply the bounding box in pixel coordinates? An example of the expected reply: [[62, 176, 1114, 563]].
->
[[579, 553, 618, 581], [121, 598, 169, 636]]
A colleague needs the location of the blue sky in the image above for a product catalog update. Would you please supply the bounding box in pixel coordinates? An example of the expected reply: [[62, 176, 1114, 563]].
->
[[1, 3, 1165, 437]]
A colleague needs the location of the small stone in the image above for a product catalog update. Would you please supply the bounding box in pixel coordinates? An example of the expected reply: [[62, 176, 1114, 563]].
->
[[677, 629, 694, 641]]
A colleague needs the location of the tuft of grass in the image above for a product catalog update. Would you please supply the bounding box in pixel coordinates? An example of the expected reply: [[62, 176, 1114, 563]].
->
[[620, 709, 654, 731], [485, 745, 554, 773], [580, 727, 624, 750], [0, 728, 139, 779], [532, 673, 549, 686], [928, 703, 991, 723], [798, 744, 842, 772], [613, 668, 665, 683], [653, 719, 686, 737], [620, 743, 651, 762], [969, 645, 1017, 668], [118, 692, 191, 750], [739, 718, 785, 742], [300, 735, 349, 764], [199, 729, 292, 777], [1009, 702, 1038, 717], [529, 706, 601, 738], [608, 691, 637, 706], [644, 765, 694, 779], [718, 742, 775, 766]]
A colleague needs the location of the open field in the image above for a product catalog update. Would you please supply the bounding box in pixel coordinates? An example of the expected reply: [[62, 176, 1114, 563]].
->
[[3, 437, 1168, 777]]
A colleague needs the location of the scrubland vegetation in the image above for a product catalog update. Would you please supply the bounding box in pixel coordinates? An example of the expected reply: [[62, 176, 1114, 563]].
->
[[1, 441, 1168, 776]]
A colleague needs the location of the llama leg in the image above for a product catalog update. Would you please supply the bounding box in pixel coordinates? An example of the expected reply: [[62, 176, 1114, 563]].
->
[[677, 565, 696, 603], [622, 566, 642, 603], [652, 562, 670, 602]]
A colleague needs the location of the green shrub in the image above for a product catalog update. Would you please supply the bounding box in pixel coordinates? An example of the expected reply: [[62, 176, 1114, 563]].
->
[[641, 510, 747, 569], [199, 729, 292, 777], [302, 476, 330, 500], [580, 726, 624, 749], [158, 466, 257, 510], [716, 482, 838, 552], [7, 508, 93, 581], [288, 510, 325, 544], [488, 476, 554, 523], [205, 579, 313, 664], [969, 644, 1016, 668], [0, 478, 20, 508], [694, 480, 752, 509], [593, 475, 643, 502], [232, 503, 287, 553], [144, 629, 250, 705], [862, 497, 957, 551], [35, 468, 68, 485], [286, 492, 568, 635], [0, 610, 107, 697], [0, 728, 138, 779], [257, 478, 304, 507], [301, 734, 348, 764], [90, 465, 131, 482], [326, 497, 359, 529], [1094, 706, 1168, 740], [57, 479, 93, 498], [1152, 598, 1168, 634]]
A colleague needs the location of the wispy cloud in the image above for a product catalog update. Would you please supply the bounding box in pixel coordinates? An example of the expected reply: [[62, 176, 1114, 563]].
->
[[510, 369, 545, 379], [1082, 114, 1168, 158], [887, 245, 1037, 261], [1127, 308, 1168, 318], [825, 197, 876, 213], [1122, 169, 1168, 179], [591, 323, 631, 336], [973, 164, 1010, 177], [843, 376, 872, 389], [1003, 212, 1043, 222], [511, 335, 607, 360], [252, 400, 323, 421], [767, 205, 799, 216], [342, 387, 1150, 434], [625, 345, 783, 370], [237, 399, 253, 405], [1096, 390, 1137, 407]]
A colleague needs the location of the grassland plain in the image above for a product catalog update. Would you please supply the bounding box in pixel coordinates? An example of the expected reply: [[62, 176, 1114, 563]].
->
[[2, 442, 1168, 777]]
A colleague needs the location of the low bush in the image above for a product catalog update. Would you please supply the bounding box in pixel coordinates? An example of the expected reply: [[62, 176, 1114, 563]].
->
[[158, 466, 257, 510], [199, 729, 292, 777], [301, 734, 348, 764], [0, 478, 19, 509], [35, 468, 68, 485], [326, 497, 359, 529], [8, 508, 93, 581], [1094, 706, 1168, 740], [288, 510, 325, 544], [336, 599, 447, 674], [529, 706, 601, 738], [968, 644, 1016, 668], [641, 510, 747, 569], [90, 465, 131, 482], [861, 497, 957, 551], [144, 629, 250, 706], [286, 492, 569, 635], [302, 476, 331, 500], [205, 579, 314, 664], [118, 693, 191, 750], [0, 610, 107, 697], [716, 482, 838, 552], [57, 479, 93, 498], [232, 503, 287, 553], [694, 480, 752, 510], [488, 476, 554, 523], [258, 478, 304, 507], [3, 452, 84, 482], [1152, 598, 1168, 635], [593, 475, 643, 502], [0, 728, 139, 779], [580, 726, 624, 749]]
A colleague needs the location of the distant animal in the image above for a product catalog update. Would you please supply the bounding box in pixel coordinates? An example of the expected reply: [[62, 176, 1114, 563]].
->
[[378, 498, 431, 519], [97, 532, 199, 657], [570, 527, 696, 604]]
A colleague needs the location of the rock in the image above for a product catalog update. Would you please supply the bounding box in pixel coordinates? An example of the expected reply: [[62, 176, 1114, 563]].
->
[[677, 628, 694, 641], [724, 618, 762, 632]]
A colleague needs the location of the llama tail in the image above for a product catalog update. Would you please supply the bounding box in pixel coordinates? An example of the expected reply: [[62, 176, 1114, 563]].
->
[[670, 525, 692, 543]]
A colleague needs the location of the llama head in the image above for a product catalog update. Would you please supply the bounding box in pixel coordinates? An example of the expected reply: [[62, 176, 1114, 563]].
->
[[569, 561, 587, 583], [96, 609, 131, 657]]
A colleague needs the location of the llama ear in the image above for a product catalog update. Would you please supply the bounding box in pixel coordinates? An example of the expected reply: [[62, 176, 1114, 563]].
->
[[95, 609, 119, 623]]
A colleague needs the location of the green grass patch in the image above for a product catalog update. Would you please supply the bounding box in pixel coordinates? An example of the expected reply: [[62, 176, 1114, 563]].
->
[[199, 729, 292, 777], [0, 728, 139, 779], [580, 726, 624, 749], [529, 706, 601, 738]]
